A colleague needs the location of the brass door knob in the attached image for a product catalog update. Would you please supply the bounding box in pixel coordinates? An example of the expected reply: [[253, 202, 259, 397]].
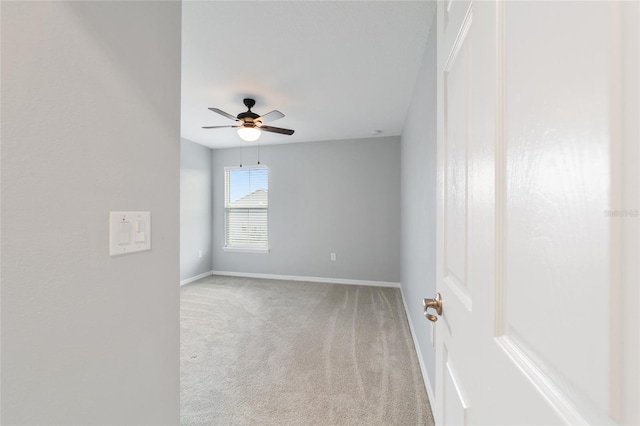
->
[[423, 293, 443, 322]]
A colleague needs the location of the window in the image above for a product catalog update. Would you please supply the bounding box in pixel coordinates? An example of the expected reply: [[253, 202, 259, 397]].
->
[[224, 166, 269, 252]]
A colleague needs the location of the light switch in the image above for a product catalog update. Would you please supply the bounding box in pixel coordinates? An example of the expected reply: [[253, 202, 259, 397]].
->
[[119, 222, 132, 245], [134, 221, 145, 243], [110, 212, 151, 256]]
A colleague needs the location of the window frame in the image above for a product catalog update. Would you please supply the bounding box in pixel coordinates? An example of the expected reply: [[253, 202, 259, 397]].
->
[[223, 165, 270, 254]]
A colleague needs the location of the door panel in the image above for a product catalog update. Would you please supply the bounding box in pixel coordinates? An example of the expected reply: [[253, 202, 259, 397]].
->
[[443, 347, 469, 426], [437, 2, 477, 425], [444, 2, 473, 309], [500, 2, 612, 419]]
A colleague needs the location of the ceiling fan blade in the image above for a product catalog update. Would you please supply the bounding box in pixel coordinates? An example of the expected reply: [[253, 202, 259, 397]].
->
[[255, 110, 284, 124], [260, 125, 295, 135], [202, 125, 239, 129], [208, 108, 239, 121]]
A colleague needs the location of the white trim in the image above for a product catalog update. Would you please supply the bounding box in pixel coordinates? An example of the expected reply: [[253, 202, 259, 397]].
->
[[180, 270, 213, 286], [222, 246, 270, 254], [400, 285, 438, 422], [211, 270, 400, 288]]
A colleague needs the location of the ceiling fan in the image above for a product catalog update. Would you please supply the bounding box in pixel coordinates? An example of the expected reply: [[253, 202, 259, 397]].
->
[[202, 98, 295, 142]]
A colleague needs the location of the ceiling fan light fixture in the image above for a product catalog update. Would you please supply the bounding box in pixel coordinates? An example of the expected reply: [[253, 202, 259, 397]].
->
[[237, 127, 261, 142]]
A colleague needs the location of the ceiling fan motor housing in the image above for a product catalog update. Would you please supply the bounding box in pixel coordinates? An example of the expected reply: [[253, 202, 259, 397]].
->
[[238, 98, 260, 126]]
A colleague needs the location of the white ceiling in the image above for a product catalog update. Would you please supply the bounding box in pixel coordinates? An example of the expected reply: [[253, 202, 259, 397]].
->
[[181, 1, 436, 149]]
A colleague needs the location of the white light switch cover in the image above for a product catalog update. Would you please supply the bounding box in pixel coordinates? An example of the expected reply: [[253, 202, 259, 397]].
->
[[109, 211, 151, 256]]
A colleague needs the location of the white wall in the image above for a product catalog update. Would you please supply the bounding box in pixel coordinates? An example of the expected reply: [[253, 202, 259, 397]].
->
[[400, 25, 437, 394], [181, 138, 213, 281], [1, 2, 181, 424], [211, 137, 401, 283]]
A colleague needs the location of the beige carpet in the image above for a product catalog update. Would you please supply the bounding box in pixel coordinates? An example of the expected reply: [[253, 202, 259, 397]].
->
[[180, 275, 434, 425]]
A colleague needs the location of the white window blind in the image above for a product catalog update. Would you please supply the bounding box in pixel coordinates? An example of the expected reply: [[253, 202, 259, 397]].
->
[[224, 166, 268, 250]]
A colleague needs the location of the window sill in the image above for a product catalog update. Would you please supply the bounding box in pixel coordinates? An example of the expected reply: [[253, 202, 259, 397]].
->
[[223, 247, 270, 254]]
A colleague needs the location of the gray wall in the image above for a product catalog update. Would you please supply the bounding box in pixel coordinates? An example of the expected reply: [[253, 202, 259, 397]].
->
[[1, 2, 181, 424], [181, 138, 213, 281], [211, 137, 401, 283], [400, 26, 437, 393]]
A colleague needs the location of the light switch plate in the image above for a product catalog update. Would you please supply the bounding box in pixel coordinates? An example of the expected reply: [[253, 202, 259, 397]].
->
[[109, 211, 151, 256]]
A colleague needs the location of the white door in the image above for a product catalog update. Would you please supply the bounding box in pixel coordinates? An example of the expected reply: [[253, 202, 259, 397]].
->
[[431, 1, 639, 424]]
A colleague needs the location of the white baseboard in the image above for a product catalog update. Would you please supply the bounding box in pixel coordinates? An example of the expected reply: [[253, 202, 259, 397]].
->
[[210, 270, 400, 288], [400, 285, 437, 417], [180, 270, 213, 286]]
